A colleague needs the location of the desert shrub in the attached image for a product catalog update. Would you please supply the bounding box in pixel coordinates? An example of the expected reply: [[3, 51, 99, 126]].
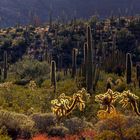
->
[[31, 113, 57, 133], [94, 130, 120, 140], [14, 79, 31, 86], [48, 126, 69, 137], [57, 79, 78, 96], [0, 128, 12, 140], [10, 57, 50, 85], [78, 129, 96, 139], [0, 135, 11, 140], [0, 85, 53, 114], [124, 125, 140, 140], [63, 117, 93, 134], [32, 134, 47, 140], [94, 113, 140, 139], [114, 81, 126, 92], [125, 116, 140, 127], [0, 110, 34, 139]]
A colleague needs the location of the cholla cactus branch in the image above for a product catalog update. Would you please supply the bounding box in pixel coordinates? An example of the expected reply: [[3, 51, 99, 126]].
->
[[51, 88, 90, 118], [119, 90, 140, 116]]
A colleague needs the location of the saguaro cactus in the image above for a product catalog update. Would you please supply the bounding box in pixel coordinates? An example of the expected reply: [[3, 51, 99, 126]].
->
[[0, 68, 2, 81], [126, 53, 132, 84], [72, 48, 77, 78], [3, 51, 8, 80], [51, 60, 56, 93], [136, 64, 140, 80], [136, 64, 140, 88], [86, 26, 93, 93], [93, 64, 100, 91], [81, 43, 88, 87]]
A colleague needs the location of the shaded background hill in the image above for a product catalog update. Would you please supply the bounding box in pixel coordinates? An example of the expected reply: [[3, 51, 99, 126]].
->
[[0, 0, 140, 27]]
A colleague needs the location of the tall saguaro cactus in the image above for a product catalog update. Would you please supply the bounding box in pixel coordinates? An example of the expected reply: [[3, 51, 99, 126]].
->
[[136, 64, 140, 88], [0, 68, 2, 81], [3, 51, 8, 80], [86, 26, 93, 93], [51, 60, 56, 93], [82, 43, 88, 87], [126, 53, 132, 84], [136, 64, 140, 80], [72, 48, 77, 78]]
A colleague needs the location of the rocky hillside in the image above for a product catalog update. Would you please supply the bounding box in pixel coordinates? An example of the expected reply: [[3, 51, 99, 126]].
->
[[0, 0, 140, 27]]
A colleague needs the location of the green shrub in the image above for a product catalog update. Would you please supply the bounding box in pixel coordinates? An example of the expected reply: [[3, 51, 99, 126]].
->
[[0, 128, 12, 140], [31, 113, 57, 133], [10, 57, 50, 85], [94, 114, 140, 139], [0, 110, 34, 138], [14, 79, 31, 86], [63, 117, 93, 134], [95, 130, 120, 140], [48, 126, 69, 137], [124, 125, 140, 140]]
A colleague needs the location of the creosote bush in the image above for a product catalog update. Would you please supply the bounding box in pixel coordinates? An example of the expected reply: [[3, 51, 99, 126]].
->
[[63, 117, 93, 134], [10, 57, 50, 85], [48, 126, 69, 137], [31, 113, 57, 133], [0, 110, 34, 139], [94, 130, 120, 140], [94, 113, 140, 139]]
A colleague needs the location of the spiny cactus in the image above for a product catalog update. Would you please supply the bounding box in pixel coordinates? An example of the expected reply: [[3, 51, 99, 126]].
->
[[126, 53, 132, 84], [51, 60, 56, 93], [95, 89, 119, 119], [0, 68, 2, 81], [57, 55, 63, 72], [136, 64, 140, 80], [95, 90, 140, 118], [119, 90, 140, 116], [136, 64, 140, 88], [51, 88, 90, 118], [86, 26, 93, 93], [93, 64, 100, 91], [3, 51, 8, 80], [72, 48, 77, 78], [82, 43, 88, 87]]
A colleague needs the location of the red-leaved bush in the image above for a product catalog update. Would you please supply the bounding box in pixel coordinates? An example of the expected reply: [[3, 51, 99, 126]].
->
[[32, 130, 96, 140]]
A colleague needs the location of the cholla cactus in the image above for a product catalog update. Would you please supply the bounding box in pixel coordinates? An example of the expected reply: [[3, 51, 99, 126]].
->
[[119, 90, 140, 116], [28, 80, 37, 90], [51, 88, 90, 118], [95, 89, 119, 113], [95, 89, 120, 119]]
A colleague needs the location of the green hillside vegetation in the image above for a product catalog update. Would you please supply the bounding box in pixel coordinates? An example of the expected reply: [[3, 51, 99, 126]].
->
[[0, 16, 140, 139]]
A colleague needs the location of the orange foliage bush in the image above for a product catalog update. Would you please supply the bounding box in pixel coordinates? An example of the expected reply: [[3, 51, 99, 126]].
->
[[32, 134, 48, 140], [32, 129, 96, 140]]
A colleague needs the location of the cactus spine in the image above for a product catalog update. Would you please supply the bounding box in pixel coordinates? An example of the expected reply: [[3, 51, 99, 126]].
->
[[51, 60, 56, 93], [72, 48, 77, 78], [86, 26, 93, 93], [3, 51, 8, 80], [126, 53, 132, 84]]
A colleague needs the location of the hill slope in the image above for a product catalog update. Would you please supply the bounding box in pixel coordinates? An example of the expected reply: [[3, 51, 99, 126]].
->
[[0, 0, 140, 27]]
